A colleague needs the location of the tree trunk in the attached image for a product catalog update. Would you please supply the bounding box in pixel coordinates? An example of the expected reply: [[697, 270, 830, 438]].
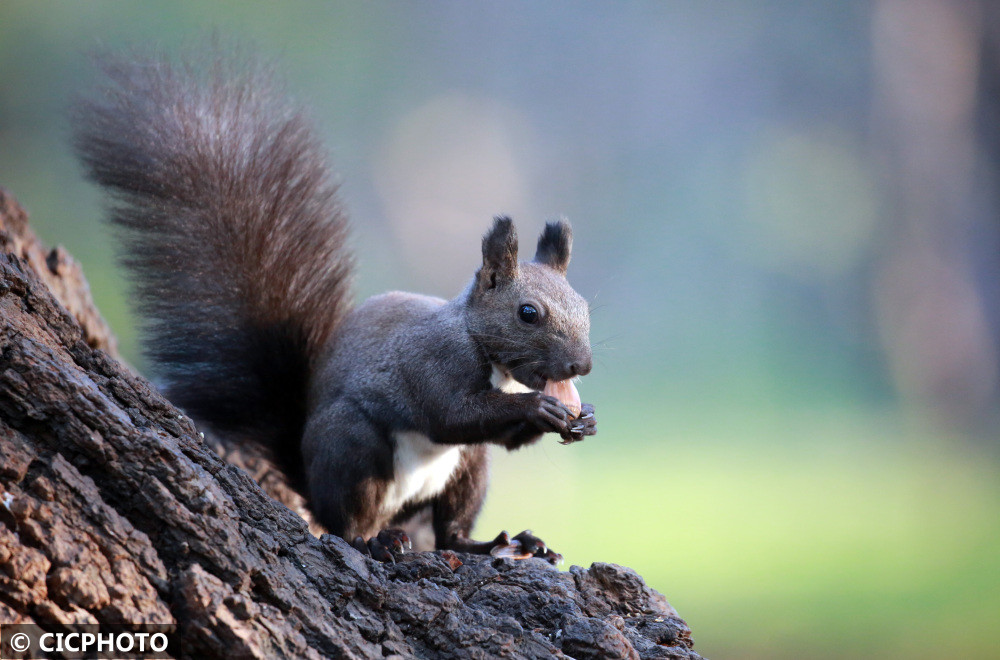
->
[[0, 188, 703, 659]]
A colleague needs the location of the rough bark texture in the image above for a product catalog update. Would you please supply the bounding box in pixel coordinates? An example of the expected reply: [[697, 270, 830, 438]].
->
[[0, 189, 703, 659]]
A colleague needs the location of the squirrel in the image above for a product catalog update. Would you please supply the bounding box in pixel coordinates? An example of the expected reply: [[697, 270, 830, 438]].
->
[[72, 51, 597, 564]]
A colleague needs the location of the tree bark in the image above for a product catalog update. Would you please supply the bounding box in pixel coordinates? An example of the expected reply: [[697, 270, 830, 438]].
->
[[0, 188, 703, 659]]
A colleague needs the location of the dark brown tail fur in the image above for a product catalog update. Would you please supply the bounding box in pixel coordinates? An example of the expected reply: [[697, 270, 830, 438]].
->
[[73, 50, 353, 488]]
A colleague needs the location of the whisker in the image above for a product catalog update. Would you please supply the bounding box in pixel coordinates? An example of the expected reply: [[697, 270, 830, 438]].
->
[[590, 334, 623, 350]]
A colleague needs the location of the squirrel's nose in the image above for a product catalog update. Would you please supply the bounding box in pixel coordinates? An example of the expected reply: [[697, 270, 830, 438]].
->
[[565, 357, 592, 378]]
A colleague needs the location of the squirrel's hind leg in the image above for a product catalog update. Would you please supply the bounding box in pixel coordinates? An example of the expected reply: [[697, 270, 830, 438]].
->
[[432, 446, 563, 565]]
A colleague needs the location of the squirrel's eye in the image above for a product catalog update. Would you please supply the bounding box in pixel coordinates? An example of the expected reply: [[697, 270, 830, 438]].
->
[[518, 304, 539, 324]]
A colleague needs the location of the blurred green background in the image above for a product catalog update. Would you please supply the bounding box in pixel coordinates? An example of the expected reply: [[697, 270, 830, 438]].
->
[[2, 2, 1000, 658]]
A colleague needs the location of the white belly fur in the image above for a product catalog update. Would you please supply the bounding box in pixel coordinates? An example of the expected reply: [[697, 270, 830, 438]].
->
[[382, 365, 532, 515], [384, 431, 463, 514]]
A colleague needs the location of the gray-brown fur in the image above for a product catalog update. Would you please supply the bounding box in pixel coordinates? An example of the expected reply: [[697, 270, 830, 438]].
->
[[74, 49, 595, 562]]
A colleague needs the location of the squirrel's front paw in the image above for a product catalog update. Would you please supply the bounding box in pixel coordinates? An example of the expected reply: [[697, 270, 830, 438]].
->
[[526, 392, 574, 434], [352, 528, 412, 563], [559, 402, 596, 444]]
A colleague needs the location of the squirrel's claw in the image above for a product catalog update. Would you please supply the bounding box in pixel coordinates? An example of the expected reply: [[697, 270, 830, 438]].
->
[[353, 528, 411, 563], [489, 529, 563, 565], [512, 529, 545, 555], [559, 403, 597, 444], [378, 528, 412, 553]]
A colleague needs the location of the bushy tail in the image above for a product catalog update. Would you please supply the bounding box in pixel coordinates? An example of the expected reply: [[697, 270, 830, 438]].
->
[[73, 50, 352, 487]]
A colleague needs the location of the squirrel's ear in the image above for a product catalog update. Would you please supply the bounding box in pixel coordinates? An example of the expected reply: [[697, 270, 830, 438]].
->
[[533, 220, 572, 275], [477, 216, 519, 291]]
